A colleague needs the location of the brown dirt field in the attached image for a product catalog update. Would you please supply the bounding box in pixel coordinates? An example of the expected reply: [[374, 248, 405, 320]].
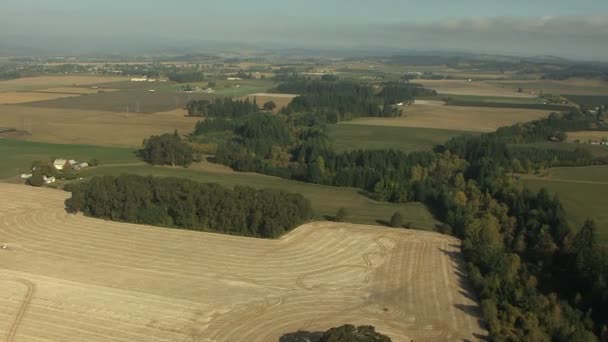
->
[[244, 93, 297, 112], [0, 105, 199, 147], [0, 184, 486, 342], [345, 104, 552, 132], [36, 87, 120, 95], [416, 79, 537, 98], [0, 76, 129, 92], [0, 92, 79, 104], [567, 131, 608, 142]]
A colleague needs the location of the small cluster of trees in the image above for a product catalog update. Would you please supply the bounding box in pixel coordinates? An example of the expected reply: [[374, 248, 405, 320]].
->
[[275, 79, 434, 121], [139, 131, 195, 167], [186, 97, 259, 118], [66, 174, 313, 238], [168, 71, 204, 83]]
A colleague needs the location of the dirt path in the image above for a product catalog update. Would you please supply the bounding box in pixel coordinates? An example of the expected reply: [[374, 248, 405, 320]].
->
[[6, 279, 36, 342]]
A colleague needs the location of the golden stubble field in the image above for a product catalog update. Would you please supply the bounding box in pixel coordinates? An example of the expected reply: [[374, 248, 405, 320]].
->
[[0, 76, 129, 92], [345, 104, 552, 132], [243, 93, 297, 112], [0, 92, 80, 105], [0, 105, 198, 147], [0, 184, 486, 342]]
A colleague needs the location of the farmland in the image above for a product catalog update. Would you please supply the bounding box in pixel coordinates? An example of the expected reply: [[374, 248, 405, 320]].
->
[[0, 105, 199, 147], [0, 140, 137, 180], [0, 184, 485, 341], [21, 89, 214, 113], [343, 104, 552, 132], [85, 164, 439, 229], [567, 131, 608, 143], [328, 124, 469, 152], [521, 166, 608, 243], [0, 75, 129, 92], [244, 93, 296, 112], [0, 92, 79, 104]]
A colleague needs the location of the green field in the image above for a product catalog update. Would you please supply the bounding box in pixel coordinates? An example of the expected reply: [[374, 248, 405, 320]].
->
[[0, 139, 138, 179], [564, 95, 608, 108], [418, 94, 540, 104], [328, 124, 469, 152], [85, 164, 439, 229], [521, 166, 608, 243]]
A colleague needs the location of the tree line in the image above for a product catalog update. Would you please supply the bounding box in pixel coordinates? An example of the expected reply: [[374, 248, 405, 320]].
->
[[66, 174, 313, 239], [186, 97, 259, 118], [194, 109, 608, 339]]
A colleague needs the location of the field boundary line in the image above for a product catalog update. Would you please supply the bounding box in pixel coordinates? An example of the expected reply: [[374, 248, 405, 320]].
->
[[7, 279, 36, 342]]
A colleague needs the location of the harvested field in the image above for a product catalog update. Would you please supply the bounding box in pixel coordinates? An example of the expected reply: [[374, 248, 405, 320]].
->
[[22, 89, 214, 113], [244, 93, 297, 111], [416, 79, 537, 98], [344, 104, 552, 132], [488, 79, 608, 96], [567, 131, 608, 143], [0, 76, 129, 92], [36, 87, 120, 95], [0, 184, 486, 341], [0, 92, 78, 104], [0, 104, 199, 147]]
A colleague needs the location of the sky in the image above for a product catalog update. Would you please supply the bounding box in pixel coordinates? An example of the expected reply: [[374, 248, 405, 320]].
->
[[1, 0, 607, 60]]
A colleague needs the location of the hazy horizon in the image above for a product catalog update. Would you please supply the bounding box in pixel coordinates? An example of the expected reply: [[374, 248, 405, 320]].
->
[[1, 0, 608, 60]]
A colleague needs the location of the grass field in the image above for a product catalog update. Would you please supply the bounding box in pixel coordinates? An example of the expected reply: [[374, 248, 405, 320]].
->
[[0, 75, 129, 92], [417, 78, 608, 97], [343, 104, 552, 132], [85, 164, 439, 229], [488, 79, 608, 96], [0, 184, 485, 341], [22, 89, 214, 113], [416, 79, 537, 98], [0, 140, 138, 179], [0, 92, 79, 104], [328, 124, 469, 152], [521, 166, 608, 243], [36, 87, 120, 94], [564, 95, 608, 108], [0, 104, 199, 147]]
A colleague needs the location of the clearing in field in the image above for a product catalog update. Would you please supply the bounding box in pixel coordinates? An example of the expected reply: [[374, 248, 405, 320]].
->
[[520, 166, 608, 243], [0, 76, 129, 92], [244, 93, 297, 112], [0, 184, 486, 341], [0, 92, 79, 104], [344, 104, 552, 132], [0, 104, 199, 147]]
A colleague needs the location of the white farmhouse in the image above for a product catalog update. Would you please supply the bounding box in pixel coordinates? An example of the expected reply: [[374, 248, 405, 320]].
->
[[53, 159, 67, 170]]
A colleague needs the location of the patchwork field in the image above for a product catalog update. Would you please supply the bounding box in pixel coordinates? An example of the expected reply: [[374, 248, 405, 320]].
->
[[521, 166, 608, 243], [0, 92, 79, 104], [0, 76, 129, 92], [0, 105, 199, 147], [0, 184, 486, 341], [344, 104, 552, 132], [416, 79, 536, 98], [328, 124, 469, 152], [488, 79, 608, 96], [36, 87, 120, 95], [21, 89, 213, 113]]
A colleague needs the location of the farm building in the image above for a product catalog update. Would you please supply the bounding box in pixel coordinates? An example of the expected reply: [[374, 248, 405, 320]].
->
[[53, 159, 68, 170]]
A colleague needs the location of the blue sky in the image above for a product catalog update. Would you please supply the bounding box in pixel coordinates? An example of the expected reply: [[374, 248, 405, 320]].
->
[[1, 0, 607, 59]]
